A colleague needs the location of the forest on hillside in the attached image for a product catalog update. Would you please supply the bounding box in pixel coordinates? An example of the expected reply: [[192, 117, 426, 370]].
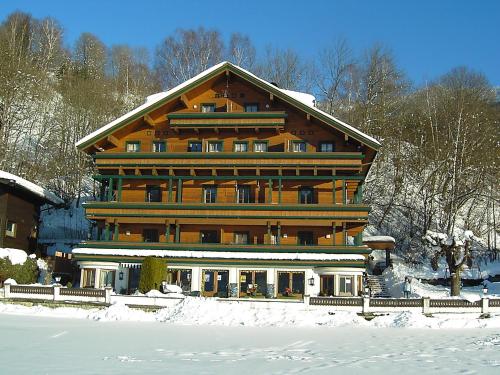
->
[[0, 12, 498, 261]]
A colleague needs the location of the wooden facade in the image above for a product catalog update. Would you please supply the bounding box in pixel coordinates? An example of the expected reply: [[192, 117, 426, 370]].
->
[[0, 175, 62, 253], [75, 62, 380, 297]]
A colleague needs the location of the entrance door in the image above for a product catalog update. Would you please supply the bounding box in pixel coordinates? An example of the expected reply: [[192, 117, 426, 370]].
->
[[202, 270, 229, 297], [320, 275, 335, 296]]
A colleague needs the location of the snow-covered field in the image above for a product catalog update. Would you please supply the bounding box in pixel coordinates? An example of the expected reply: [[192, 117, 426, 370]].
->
[[0, 314, 499, 375]]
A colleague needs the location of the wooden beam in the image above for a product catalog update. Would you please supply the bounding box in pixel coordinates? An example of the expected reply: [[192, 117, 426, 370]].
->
[[134, 168, 141, 176], [144, 115, 156, 127], [270, 93, 274, 101], [233, 167, 238, 176], [107, 135, 119, 147], [190, 168, 196, 176], [296, 168, 300, 176], [152, 168, 158, 176], [306, 113, 311, 121], [344, 134, 349, 142], [211, 168, 217, 176], [234, 127, 239, 134], [94, 144, 105, 152], [180, 94, 189, 107], [118, 168, 125, 176]]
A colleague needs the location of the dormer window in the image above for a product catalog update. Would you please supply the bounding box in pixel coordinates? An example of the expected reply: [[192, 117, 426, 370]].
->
[[244, 103, 259, 112], [126, 141, 140, 152], [319, 142, 335, 152], [291, 141, 307, 152], [201, 103, 216, 113]]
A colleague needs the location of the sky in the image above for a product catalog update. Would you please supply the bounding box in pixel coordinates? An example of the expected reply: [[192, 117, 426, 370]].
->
[[0, 0, 499, 86]]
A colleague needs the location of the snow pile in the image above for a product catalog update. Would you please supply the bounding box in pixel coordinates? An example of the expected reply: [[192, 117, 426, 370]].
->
[[145, 290, 165, 297], [3, 278, 17, 285], [364, 235, 396, 243], [0, 170, 64, 205], [1, 299, 500, 329], [0, 248, 29, 265]]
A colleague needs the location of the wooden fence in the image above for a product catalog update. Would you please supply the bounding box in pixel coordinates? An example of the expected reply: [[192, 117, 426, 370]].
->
[[308, 296, 499, 314]]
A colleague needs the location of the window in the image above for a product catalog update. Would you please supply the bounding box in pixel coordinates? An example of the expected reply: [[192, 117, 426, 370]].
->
[[319, 142, 335, 152], [234, 232, 249, 244], [126, 141, 140, 152], [201, 230, 218, 243], [82, 269, 96, 288], [253, 141, 268, 152], [299, 187, 314, 204], [201, 103, 216, 113], [207, 141, 223, 152], [277, 271, 305, 298], [236, 185, 251, 203], [292, 141, 307, 152], [146, 185, 162, 202], [244, 103, 259, 112], [143, 229, 159, 242], [339, 276, 354, 296], [152, 141, 166, 152], [233, 141, 248, 152], [99, 270, 116, 288], [298, 231, 314, 245], [203, 185, 217, 203], [188, 140, 202, 152], [5, 221, 16, 237]]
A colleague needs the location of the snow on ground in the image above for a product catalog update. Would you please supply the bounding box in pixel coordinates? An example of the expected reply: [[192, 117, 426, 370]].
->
[[0, 314, 499, 375], [1, 298, 500, 329]]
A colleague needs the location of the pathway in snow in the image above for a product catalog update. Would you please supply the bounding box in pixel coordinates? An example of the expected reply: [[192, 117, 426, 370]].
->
[[0, 315, 499, 374]]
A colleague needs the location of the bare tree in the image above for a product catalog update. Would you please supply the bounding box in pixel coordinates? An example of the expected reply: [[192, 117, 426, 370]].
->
[[228, 32, 256, 69], [155, 27, 224, 89]]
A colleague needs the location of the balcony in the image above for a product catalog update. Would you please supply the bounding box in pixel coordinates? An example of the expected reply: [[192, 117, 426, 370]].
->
[[167, 111, 287, 131], [94, 152, 365, 172], [77, 240, 371, 255], [83, 202, 370, 226]]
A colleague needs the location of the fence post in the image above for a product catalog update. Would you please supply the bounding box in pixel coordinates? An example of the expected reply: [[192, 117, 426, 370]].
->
[[53, 284, 61, 302], [4, 282, 11, 298], [422, 297, 430, 314], [105, 287, 113, 304], [362, 297, 370, 314], [304, 295, 310, 306], [481, 298, 489, 314]]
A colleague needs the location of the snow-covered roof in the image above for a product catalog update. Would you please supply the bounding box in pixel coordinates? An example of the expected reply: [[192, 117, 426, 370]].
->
[[0, 248, 31, 265], [73, 248, 365, 262], [76, 61, 381, 150], [0, 171, 64, 205]]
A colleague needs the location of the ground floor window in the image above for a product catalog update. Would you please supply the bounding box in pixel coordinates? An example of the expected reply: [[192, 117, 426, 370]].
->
[[277, 271, 304, 299], [167, 269, 192, 293], [339, 275, 354, 296], [320, 275, 335, 296], [99, 270, 116, 288], [202, 269, 229, 297], [81, 269, 96, 288], [239, 270, 267, 297]]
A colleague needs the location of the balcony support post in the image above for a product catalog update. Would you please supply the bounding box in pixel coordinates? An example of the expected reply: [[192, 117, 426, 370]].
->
[[332, 178, 336, 204], [117, 177, 122, 202], [175, 221, 180, 243], [168, 177, 173, 202], [268, 178, 273, 203], [342, 222, 347, 245], [177, 178, 183, 203], [342, 180, 347, 204], [278, 177, 282, 204], [332, 222, 336, 246], [277, 222, 281, 245], [113, 221, 119, 241], [104, 222, 110, 241], [107, 178, 114, 201], [165, 220, 170, 243], [266, 221, 271, 245]]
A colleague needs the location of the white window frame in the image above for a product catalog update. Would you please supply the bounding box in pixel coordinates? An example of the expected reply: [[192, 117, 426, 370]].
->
[[253, 142, 267, 152], [5, 221, 16, 237]]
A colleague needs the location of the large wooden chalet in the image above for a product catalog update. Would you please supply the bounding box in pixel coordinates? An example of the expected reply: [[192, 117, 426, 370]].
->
[[73, 61, 380, 298]]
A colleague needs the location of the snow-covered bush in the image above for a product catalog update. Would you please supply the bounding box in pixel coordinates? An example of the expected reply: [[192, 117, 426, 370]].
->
[[0, 257, 38, 285]]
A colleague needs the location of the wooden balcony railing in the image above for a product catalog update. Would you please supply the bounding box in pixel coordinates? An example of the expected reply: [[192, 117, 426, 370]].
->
[[168, 111, 287, 130]]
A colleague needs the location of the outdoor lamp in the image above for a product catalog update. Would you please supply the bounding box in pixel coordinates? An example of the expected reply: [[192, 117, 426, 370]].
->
[[364, 286, 370, 296], [308, 277, 315, 286], [119, 271, 124, 281], [483, 285, 488, 295], [55, 276, 61, 283]]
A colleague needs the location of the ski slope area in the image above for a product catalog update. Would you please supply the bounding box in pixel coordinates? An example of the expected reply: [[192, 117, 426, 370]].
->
[[0, 314, 499, 375]]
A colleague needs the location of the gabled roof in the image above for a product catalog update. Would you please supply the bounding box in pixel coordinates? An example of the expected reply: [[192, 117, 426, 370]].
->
[[0, 170, 64, 205], [76, 61, 381, 151]]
